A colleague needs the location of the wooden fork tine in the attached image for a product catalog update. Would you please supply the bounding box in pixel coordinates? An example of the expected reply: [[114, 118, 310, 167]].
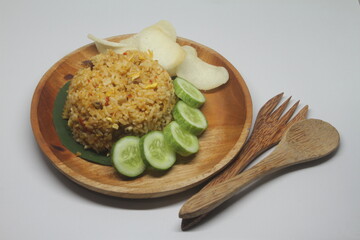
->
[[286, 105, 309, 127], [267, 102, 308, 145], [257, 92, 284, 117], [279, 100, 300, 124], [271, 96, 292, 119]]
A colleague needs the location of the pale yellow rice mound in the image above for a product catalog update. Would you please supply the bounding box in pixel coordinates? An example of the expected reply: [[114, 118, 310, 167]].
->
[[63, 50, 176, 153]]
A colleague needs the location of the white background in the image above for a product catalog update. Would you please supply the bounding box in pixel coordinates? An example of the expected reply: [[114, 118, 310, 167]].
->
[[1, 0, 359, 239]]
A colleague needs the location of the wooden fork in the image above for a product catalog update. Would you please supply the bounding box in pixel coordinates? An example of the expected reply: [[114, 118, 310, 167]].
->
[[181, 93, 309, 230]]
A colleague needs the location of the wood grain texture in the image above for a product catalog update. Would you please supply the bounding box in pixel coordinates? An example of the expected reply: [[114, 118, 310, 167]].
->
[[179, 119, 340, 218], [30, 35, 252, 198], [181, 93, 309, 229]]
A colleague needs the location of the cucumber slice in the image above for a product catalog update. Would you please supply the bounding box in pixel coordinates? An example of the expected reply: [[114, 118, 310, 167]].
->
[[173, 101, 208, 136], [140, 131, 176, 170], [164, 121, 199, 157], [111, 136, 146, 177], [174, 77, 205, 108]]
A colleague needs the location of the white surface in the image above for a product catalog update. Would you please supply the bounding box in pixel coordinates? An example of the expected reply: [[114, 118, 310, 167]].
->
[[1, 0, 359, 239]]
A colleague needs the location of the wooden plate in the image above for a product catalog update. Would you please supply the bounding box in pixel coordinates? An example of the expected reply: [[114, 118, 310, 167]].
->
[[31, 35, 252, 198]]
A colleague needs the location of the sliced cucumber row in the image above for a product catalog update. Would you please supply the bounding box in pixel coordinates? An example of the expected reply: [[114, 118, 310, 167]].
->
[[111, 77, 207, 177]]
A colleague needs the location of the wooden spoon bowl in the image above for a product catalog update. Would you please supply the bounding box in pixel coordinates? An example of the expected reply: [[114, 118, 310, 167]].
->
[[30, 35, 252, 198]]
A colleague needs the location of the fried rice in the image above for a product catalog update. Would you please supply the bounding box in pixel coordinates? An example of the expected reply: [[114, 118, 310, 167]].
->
[[63, 50, 176, 153]]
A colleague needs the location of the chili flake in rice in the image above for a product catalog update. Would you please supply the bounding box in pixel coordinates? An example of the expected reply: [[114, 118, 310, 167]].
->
[[63, 50, 176, 153]]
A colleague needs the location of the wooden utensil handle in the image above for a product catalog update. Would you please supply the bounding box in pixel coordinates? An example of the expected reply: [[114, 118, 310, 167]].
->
[[180, 149, 288, 219], [180, 135, 275, 228], [204, 135, 271, 189]]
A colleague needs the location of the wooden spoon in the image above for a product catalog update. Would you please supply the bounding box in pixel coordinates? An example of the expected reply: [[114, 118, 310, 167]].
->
[[179, 119, 340, 219]]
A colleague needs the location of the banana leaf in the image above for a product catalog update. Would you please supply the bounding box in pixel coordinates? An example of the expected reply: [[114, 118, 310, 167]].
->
[[53, 81, 112, 166]]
